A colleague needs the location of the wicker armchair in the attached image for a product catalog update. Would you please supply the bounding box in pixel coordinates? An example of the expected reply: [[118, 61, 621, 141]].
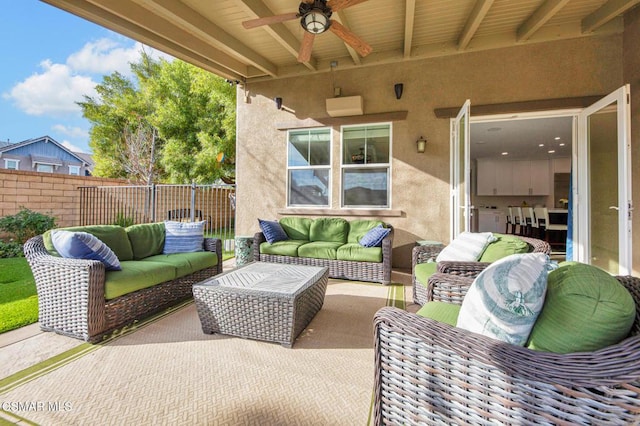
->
[[412, 235, 550, 305], [373, 273, 640, 425]]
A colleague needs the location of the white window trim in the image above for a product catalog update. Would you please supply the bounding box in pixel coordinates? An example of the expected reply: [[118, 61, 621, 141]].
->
[[340, 122, 393, 209], [68, 165, 81, 175], [286, 127, 332, 208], [4, 158, 19, 170]]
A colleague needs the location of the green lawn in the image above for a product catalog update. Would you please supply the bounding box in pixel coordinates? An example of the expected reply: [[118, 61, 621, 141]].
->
[[0, 257, 38, 334]]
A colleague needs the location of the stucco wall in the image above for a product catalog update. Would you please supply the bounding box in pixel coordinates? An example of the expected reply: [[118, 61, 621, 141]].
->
[[625, 5, 640, 275], [236, 34, 624, 269]]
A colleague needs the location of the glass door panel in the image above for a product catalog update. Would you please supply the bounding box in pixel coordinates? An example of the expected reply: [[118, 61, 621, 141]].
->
[[451, 100, 471, 238]]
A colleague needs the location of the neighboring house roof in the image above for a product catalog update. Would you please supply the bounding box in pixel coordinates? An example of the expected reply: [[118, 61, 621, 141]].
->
[[0, 135, 93, 167]]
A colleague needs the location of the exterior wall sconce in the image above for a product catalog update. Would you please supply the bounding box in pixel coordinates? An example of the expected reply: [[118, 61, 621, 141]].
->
[[416, 136, 427, 153], [394, 83, 403, 100], [274, 97, 283, 110]]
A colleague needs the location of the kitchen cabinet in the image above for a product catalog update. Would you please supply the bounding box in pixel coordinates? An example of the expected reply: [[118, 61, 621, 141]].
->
[[478, 210, 506, 233], [477, 158, 549, 196]]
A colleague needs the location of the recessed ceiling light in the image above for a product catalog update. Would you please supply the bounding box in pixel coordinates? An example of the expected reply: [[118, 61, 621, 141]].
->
[[559, 143, 565, 146], [475, 140, 486, 144], [501, 152, 509, 155], [538, 143, 545, 147], [548, 150, 555, 154], [555, 137, 561, 140]]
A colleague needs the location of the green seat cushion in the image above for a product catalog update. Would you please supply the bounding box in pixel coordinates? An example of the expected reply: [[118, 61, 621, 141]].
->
[[44, 225, 134, 261], [279, 217, 312, 240], [126, 222, 165, 260], [414, 262, 438, 287], [309, 218, 348, 243], [141, 252, 217, 278], [336, 243, 383, 262], [417, 301, 461, 326], [347, 219, 384, 244], [527, 262, 636, 353], [479, 233, 530, 263], [104, 260, 176, 300], [260, 240, 308, 257], [298, 241, 343, 260]]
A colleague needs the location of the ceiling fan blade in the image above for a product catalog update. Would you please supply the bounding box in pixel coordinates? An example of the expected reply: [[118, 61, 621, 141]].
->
[[297, 31, 315, 62], [328, 0, 369, 12], [242, 12, 299, 29], [329, 20, 372, 57]]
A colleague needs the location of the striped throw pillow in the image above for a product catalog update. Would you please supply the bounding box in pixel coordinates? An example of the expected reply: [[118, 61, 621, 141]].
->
[[51, 230, 121, 270], [436, 232, 496, 262], [163, 220, 206, 254]]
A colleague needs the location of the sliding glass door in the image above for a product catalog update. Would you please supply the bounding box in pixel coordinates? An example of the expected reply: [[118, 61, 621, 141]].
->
[[451, 100, 471, 238]]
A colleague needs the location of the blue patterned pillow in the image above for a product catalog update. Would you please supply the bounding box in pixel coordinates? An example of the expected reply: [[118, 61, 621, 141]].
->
[[163, 220, 206, 254], [258, 219, 289, 244], [359, 225, 390, 247], [456, 253, 553, 346], [51, 230, 121, 270]]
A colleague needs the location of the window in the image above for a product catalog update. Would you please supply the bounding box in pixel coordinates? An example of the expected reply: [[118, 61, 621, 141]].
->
[[69, 165, 81, 175], [341, 123, 391, 208], [4, 159, 19, 170], [36, 163, 54, 173], [287, 128, 331, 207]]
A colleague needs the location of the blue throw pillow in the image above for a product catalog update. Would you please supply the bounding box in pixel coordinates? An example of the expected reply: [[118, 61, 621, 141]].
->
[[163, 220, 206, 254], [51, 230, 121, 271], [359, 225, 390, 247], [258, 219, 289, 244]]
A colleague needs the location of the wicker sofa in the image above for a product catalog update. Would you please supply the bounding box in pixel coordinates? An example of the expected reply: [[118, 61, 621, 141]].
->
[[373, 272, 640, 425], [254, 217, 393, 284], [412, 234, 550, 305], [24, 223, 222, 342]]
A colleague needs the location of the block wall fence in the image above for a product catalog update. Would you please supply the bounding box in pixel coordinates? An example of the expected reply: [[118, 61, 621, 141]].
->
[[0, 169, 135, 228]]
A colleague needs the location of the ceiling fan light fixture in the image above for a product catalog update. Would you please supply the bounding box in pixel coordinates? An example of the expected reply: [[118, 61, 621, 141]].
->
[[299, 0, 332, 34]]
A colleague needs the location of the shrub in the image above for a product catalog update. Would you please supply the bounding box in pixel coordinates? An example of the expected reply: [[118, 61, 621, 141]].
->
[[0, 207, 57, 245], [0, 240, 24, 258]]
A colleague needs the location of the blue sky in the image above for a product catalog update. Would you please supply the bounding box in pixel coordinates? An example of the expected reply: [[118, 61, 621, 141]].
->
[[0, 1, 171, 154]]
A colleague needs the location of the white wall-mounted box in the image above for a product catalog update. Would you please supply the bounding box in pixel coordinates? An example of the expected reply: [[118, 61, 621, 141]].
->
[[326, 95, 363, 117]]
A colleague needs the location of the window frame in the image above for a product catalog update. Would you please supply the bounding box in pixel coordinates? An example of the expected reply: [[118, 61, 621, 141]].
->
[[286, 127, 332, 208], [340, 122, 392, 209], [68, 165, 81, 175], [35, 163, 55, 173], [4, 159, 19, 170]]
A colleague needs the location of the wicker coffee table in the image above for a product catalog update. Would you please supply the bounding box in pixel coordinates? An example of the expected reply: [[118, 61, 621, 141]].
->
[[193, 262, 329, 347]]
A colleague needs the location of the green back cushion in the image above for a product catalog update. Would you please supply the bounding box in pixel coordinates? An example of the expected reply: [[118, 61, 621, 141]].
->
[[479, 233, 530, 263], [347, 219, 384, 244], [414, 262, 438, 287], [126, 222, 166, 260], [309, 218, 349, 243], [527, 262, 636, 353], [44, 225, 133, 261], [279, 217, 312, 241], [417, 301, 461, 326]]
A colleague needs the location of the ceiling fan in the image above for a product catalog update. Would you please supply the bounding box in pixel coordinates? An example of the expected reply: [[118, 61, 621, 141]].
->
[[242, 0, 372, 63]]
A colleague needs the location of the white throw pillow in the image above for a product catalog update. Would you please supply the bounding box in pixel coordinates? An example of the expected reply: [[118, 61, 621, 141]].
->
[[435, 232, 496, 262], [456, 253, 552, 346]]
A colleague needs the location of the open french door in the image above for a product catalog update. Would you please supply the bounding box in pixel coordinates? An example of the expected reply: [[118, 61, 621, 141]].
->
[[450, 100, 471, 239], [575, 85, 632, 275]]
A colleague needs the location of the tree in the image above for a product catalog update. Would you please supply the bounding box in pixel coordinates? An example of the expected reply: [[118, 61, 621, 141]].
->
[[79, 52, 236, 183]]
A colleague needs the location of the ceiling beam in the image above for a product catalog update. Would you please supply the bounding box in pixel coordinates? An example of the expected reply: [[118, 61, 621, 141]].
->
[[582, 0, 640, 33], [236, 0, 318, 71], [517, 0, 570, 42], [334, 11, 361, 65], [135, 0, 278, 77], [42, 0, 247, 80], [403, 0, 416, 58], [458, 0, 495, 50]]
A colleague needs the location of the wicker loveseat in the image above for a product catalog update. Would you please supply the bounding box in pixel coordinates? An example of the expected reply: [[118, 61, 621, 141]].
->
[[412, 234, 550, 305], [254, 217, 393, 284], [24, 222, 222, 342], [373, 272, 640, 425]]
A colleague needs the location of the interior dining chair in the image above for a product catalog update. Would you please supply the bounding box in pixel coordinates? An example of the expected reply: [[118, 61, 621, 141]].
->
[[534, 207, 546, 238], [508, 207, 519, 234], [526, 207, 537, 238], [542, 207, 568, 253], [515, 207, 525, 236], [506, 207, 513, 234]]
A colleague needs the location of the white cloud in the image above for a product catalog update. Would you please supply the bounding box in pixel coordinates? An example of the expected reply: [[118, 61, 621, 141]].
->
[[52, 124, 89, 139], [3, 38, 173, 118], [3, 60, 98, 116], [61, 140, 86, 153]]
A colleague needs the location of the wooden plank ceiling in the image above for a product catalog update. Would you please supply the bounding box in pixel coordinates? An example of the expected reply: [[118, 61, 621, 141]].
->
[[41, 0, 639, 82]]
